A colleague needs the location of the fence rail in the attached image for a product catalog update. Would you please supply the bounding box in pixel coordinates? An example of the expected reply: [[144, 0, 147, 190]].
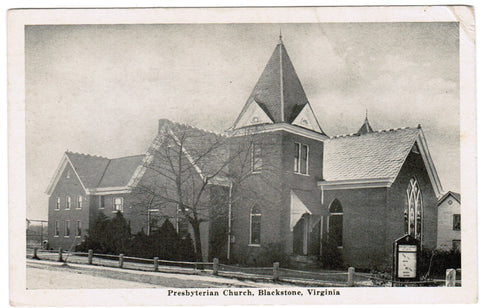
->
[[27, 248, 459, 287]]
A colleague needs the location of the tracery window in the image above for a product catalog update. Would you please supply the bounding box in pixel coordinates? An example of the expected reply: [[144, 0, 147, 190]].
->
[[405, 177, 423, 241]]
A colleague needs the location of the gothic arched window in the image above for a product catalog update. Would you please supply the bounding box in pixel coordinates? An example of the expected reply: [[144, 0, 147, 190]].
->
[[405, 177, 423, 241], [328, 199, 343, 248], [250, 205, 261, 245]]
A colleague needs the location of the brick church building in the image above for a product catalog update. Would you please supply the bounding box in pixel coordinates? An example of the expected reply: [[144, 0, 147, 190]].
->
[[46, 36, 443, 269]]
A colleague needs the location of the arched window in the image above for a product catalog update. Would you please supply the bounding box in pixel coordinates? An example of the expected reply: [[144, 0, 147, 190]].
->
[[328, 199, 343, 248], [250, 205, 261, 245], [405, 177, 422, 241]]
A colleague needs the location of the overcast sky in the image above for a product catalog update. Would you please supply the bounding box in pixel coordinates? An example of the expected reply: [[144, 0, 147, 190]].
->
[[25, 22, 459, 220]]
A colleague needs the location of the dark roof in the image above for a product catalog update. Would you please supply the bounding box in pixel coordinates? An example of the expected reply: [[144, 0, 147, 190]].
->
[[65, 152, 110, 189], [157, 119, 229, 179], [234, 40, 321, 129], [438, 191, 461, 205], [65, 152, 145, 189], [323, 127, 420, 181], [97, 155, 146, 188]]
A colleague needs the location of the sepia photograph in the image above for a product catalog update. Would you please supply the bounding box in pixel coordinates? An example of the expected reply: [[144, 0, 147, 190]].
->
[[8, 5, 477, 305]]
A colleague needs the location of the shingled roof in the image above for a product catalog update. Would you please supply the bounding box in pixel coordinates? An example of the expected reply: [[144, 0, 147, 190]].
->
[[323, 127, 420, 182], [233, 38, 324, 132], [46, 152, 146, 194]]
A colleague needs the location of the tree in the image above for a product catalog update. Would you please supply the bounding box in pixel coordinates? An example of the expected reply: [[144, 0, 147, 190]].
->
[[131, 120, 283, 262]]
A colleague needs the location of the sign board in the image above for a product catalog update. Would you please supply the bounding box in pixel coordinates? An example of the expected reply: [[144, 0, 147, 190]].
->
[[393, 235, 419, 281]]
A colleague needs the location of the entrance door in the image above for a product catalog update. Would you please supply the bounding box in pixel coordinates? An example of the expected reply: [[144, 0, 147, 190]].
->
[[293, 215, 308, 255]]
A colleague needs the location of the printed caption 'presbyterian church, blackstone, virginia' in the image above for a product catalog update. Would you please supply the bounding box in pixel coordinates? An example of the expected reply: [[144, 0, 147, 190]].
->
[[46, 36, 443, 270]]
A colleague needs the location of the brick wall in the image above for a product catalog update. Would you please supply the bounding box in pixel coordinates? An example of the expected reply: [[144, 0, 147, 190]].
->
[[322, 187, 388, 270], [229, 130, 324, 264], [47, 163, 90, 250], [386, 150, 438, 256]]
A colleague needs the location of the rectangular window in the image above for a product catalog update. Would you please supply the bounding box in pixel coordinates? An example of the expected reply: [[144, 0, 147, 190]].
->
[[99, 196, 105, 209], [76, 221, 82, 237], [77, 195, 83, 209], [453, 214, 461, 231], [54, 221, 60, 236], [294, 143, 309, 175], [301, 144, 308, 174], [452, 240, 461, 252], [114, 197, 124, 212], [66, 195, 71, 210], [65, 220, 71, 237], [55, 197, 61, 210], [251, 143, 262, 173], [250, 215, 261, 245], [294, 143, 300, 173]]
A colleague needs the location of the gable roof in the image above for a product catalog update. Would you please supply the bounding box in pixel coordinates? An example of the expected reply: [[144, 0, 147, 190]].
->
[[438, 191, 461, 205], [320, 126, 443, 197], [157, 119, 230, 185], [97, 155, 146, 188], [65, 152, 110, 189], [46, 151, 146, 195], [233, 38, 325, 135]]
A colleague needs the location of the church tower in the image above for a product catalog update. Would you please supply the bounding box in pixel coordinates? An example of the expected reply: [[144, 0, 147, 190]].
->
[[232, 35, 326, 135], [228, 36, 328, 263]]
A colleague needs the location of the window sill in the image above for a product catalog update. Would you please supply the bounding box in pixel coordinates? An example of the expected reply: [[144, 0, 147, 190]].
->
[[99, 207, 105, 210], [76, 208, 82, 210], [54, 209, 60, 211], [64, 236, 70, 238], [65, 208, 71, 211], [54, 235, 59, 238], [248, 244, 261, 247], [75, 236, 82, 238], [294, 172, 310, 176]]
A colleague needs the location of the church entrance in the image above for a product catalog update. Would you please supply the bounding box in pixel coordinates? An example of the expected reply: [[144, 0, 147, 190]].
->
[[293, 214, 308, 255]]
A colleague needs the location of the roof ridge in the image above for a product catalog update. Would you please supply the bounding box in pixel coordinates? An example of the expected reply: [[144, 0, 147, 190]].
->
[[329, 126, 415, 139], [65, 150, 109, 159], [162, 118, 225, 137], [110, 153, 146, 160]]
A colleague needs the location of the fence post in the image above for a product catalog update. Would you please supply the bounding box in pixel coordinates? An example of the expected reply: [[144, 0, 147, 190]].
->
[[119, 254, 124, 268], [58, 248, 63, 262], [213, 258, 219, 276], [154, 257, 159, 272], [33, 248, 39, 260], [347, 267, 355, 287], [273, 262, 280, 281], [445, 268, 456, 287], [88, 249, 93, 265]]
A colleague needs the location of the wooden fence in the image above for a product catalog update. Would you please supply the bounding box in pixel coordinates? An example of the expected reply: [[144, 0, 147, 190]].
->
[[29, 248, 459, 287]]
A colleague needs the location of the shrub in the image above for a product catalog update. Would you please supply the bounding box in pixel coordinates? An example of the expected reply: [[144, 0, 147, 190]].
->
[[320, 234, 344, 269], [418, 248, 461, 279]]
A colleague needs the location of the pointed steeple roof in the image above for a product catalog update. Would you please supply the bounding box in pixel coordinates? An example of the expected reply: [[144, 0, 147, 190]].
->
[[357, 110, 374, 135], [233, 37, 323, 134]]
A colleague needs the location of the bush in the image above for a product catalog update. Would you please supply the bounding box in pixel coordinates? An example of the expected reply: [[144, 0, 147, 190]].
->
[[418, 248, 461, 278], [256, 243, 290, 267], [77, 214, 196, 261], [320, 235, 344, 269]]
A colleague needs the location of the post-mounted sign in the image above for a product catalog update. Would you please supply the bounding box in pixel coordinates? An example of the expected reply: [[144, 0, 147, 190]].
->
[[393, 234, 419, 282]]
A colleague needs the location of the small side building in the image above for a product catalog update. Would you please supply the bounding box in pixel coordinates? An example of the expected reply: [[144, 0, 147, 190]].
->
[[437, 191, 461, 251]]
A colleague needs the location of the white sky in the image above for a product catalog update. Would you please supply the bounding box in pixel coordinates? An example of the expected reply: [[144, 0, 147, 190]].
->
[[25, 22, 460, 220]]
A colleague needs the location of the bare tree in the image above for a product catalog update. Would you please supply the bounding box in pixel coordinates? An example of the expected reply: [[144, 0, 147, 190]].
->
[[131, 121, 283, 261]]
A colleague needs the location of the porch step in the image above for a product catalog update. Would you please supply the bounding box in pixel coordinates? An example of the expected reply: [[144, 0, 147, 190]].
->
[[288, 255, 322, 270]]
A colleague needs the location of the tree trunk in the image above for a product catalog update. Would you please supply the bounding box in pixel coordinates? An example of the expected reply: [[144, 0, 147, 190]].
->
[[191, 221, 203, 262]]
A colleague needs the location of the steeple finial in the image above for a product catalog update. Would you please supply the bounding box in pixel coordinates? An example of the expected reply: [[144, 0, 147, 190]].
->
[[279, 29, 283, 44], [358, 108, 374, 135]]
